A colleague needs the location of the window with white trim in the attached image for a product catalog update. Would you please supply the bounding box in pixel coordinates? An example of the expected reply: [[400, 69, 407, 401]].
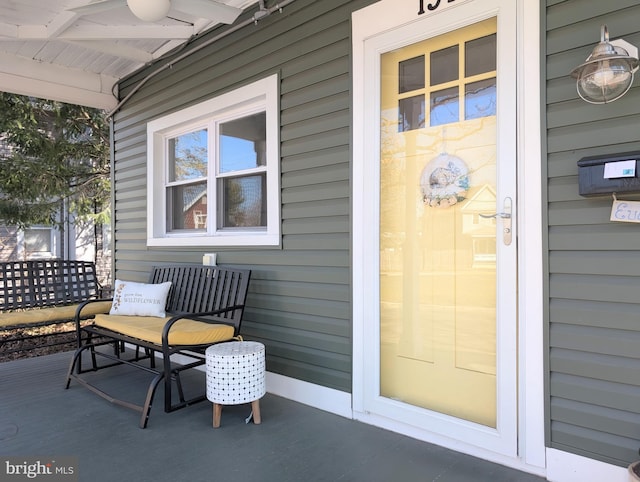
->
[[147, 75, 280, 247], [23, 226, 56, 259]]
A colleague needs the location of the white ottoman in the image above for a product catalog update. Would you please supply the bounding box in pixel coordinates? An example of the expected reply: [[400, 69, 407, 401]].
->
[[205, 341, 266, 428]]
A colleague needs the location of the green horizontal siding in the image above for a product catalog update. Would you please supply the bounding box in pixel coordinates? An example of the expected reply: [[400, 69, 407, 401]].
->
[[545, 0, 640, 466], [111, 0, 375, 393], [551, 372, 640, 413]]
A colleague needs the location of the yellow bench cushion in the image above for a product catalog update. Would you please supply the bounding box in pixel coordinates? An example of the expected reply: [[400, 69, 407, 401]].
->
[[93, 314, 235, 346], [0, 301, 113, 328]]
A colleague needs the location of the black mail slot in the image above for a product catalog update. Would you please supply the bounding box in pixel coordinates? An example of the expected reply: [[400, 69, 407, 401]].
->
[[577, 151, 640, 197]]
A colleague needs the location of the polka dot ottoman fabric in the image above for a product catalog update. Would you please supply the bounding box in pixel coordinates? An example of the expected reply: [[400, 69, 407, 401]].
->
[[206, 341, 266, 405]]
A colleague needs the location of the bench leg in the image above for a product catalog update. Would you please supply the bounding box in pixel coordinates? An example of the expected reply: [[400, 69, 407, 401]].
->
[[65, 344, 93, 388], [79, 330, 96, 373], [140, 373, 164, 429], [174, 372, 186, 403], [65, 349, 81, 389], [89, 344, 98, 371]]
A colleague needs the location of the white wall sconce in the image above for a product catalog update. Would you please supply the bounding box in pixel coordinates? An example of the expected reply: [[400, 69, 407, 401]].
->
[[571, 25, 639, 104]]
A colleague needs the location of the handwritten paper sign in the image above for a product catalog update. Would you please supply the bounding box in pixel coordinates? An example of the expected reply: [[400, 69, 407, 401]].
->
[[610, 199, 640, 223]]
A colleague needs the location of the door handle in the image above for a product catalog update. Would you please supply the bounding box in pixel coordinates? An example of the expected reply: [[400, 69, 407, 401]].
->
[[479, 197, 512, 246]]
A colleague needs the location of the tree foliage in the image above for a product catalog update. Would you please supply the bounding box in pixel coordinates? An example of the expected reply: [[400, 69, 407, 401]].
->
[[0, 93, 110, 228]]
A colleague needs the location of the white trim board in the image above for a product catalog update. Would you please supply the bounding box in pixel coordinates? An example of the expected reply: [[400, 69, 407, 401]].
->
[[151, 350, 354, 419], [351, 0, 545, 473], [121, 350, 629, 480], [546, 449, 628, 482], [265, 372, 353, 419]]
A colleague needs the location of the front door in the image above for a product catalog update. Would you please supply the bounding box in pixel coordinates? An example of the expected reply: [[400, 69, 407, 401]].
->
[[354, 0, 518, 457]]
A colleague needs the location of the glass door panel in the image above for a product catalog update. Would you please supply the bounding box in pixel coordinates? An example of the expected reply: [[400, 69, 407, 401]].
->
[[379, 18, 498, 427]]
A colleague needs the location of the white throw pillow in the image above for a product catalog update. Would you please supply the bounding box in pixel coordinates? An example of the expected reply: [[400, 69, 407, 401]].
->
[[109, 279, 172, 318]]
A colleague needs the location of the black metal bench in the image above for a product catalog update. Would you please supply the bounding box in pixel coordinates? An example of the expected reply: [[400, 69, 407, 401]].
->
[[0, 260, 109, 359], [64, 264, 251, 428]]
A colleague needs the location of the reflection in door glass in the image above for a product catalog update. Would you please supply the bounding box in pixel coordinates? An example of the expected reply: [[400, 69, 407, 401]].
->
[[430, 45, 459, 86], [465, 78, 496, 120], [430, 87, 459, 126], [465, 34, 497, 76], [399, 95, 425, 131], [399, 56, 425, 93]]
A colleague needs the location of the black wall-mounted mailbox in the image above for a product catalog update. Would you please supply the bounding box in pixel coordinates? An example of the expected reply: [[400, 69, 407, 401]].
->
[[577, 151, 640, 197]]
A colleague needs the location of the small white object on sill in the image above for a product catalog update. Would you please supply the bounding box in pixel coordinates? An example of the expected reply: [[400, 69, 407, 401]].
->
[[203, 253, 217, 266]]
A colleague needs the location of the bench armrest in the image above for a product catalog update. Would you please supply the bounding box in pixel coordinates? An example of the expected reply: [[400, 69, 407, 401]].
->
[[75, 298, 113, 320], [74, 298, 113, 342]]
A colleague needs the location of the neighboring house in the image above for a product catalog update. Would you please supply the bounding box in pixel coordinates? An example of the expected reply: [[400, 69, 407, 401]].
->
[[7, 0, 640, 481], [0, 219, 84, 261], [0, 128, 111, 289], [0, 217, 112, 289], [0, 225, 52, 260]]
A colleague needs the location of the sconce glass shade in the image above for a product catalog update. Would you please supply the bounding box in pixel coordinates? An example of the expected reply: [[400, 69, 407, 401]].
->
[[571, 25, 639, 104], [127, 0, 171, 22]]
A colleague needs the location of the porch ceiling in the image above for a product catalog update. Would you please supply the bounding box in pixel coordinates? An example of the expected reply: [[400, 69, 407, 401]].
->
[[0, 0, 256, 110]]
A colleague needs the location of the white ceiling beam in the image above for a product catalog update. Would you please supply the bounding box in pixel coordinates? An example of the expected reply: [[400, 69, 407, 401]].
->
[[0, 23, 17, 38], [192, 18, 219, 35], [151, 39, 186, 59], [172, 0, 241, 24], [0, 24, 195, 41], [0, 71, 117, 110], [0, 51, 118, 110], [64, 40, 154, 63], [11, 25, 47, 38], [68, 0, 127, 16], [59, 24, 195, 40], [46, 12, 81, 38]]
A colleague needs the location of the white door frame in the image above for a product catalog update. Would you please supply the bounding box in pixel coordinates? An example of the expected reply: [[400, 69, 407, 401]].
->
[[351, 0, 545, 474]]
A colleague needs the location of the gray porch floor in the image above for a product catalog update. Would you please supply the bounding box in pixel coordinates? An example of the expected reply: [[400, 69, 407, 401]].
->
[[0, 351, 546, 482]]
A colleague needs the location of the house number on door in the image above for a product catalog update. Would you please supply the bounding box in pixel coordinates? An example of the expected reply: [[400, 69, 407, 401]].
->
[[418, 0, 456, 15]]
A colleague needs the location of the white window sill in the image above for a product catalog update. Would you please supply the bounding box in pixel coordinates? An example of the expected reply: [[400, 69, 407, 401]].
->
[[147, 233, 280, 247]]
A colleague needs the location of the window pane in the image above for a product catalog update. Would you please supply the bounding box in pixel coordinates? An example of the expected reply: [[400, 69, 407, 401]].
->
[[168, 129, 207, 182], [465, 78, 496, 120], [166, 182, 207, 231], [220, 112, 266, 173], [219, 175, 266, 228], [398, 95, 425, 132], [430, 87, 459, 126], [465, 34, 496, 77], [25, 228, 52, 253], [430, 45, 459, 86], [399, 56, 425, 93]]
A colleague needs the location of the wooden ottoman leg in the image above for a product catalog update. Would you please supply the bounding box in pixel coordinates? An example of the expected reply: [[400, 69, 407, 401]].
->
[[213, 403, 223, 428], [251, 399, 261, 425]]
